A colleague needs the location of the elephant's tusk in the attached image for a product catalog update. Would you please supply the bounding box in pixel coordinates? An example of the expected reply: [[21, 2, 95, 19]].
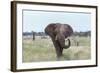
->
[[64, 38, 71, 49]]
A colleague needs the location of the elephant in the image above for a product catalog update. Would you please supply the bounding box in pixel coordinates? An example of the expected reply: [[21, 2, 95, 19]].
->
[[45, 23, 73, 59]]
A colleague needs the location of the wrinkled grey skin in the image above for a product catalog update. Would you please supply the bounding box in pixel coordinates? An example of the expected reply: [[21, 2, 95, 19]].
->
[[45, 23, 73, 59]]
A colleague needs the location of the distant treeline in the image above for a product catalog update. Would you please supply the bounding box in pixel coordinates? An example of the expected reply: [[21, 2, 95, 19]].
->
[[73, 31, 91, 37], [23, 32, 46, 36], [23, 31, 91, 37]]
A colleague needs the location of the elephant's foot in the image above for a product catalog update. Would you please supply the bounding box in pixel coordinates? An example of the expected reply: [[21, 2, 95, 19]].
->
[[57, 56, 64, 61], [56, 54, 64, 61]]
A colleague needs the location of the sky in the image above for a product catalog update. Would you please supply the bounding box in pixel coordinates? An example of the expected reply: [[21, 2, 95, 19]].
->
[[23, 10, 91, 32]]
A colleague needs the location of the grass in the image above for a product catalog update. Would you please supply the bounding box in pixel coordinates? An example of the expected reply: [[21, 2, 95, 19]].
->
[[22, 36, 91, 62]]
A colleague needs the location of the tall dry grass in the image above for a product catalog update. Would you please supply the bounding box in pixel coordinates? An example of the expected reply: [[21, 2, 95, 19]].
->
[[22, 36, 91, 62]]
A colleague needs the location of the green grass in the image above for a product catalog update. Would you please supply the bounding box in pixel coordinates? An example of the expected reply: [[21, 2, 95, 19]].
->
[[22, 36, 91, 62]]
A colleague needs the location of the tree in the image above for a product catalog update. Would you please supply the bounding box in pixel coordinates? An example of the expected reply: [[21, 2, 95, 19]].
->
[[32, 31, 35, 40]]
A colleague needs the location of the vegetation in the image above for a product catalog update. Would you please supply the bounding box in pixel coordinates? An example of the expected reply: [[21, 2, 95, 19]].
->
[[22, 36, 91, 62]]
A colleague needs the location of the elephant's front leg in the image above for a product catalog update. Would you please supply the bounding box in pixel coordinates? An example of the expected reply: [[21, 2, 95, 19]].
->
[[51, 38, 63, 59]]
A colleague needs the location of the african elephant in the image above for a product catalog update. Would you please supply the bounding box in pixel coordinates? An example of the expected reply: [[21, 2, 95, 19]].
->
[[45, 23, 73, 59]]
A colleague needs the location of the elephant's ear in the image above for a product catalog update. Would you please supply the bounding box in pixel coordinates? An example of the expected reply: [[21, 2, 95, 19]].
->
[[45, 23, 56, 36]]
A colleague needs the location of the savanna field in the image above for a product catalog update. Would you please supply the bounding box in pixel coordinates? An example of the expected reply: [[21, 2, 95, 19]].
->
[[22, 36, 91, 62]]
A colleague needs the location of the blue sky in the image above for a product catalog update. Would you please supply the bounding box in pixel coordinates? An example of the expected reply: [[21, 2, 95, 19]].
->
[[23, 10, 91, 32]]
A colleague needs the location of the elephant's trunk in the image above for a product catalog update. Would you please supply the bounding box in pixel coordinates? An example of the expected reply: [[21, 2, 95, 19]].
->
[[56, 36, 71, 49], [55, 33, 71, 49], [63, 39, 71, 49]]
